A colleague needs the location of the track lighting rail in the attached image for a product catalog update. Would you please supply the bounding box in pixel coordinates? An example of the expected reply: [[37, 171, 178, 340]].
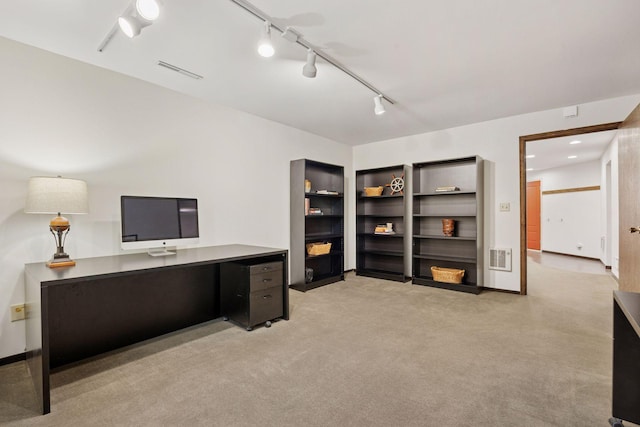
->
[[228, 0, 395, 105]]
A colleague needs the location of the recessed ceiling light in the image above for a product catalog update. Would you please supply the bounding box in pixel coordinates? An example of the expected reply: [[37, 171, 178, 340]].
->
[[525, 154, 535, 159], [526, 168, 534, 171], [569, 140, 582, 145], [568, 155, 577, 159]]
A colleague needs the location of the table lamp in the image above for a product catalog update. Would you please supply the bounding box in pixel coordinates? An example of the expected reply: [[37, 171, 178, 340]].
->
[[25, 176, 89, 268]]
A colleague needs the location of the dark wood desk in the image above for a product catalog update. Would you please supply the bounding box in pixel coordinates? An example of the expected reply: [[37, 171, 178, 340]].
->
[[24, 244, 288, 415], [611, 290, 640, 426]]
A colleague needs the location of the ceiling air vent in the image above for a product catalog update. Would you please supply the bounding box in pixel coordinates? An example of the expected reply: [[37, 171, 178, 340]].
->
[[157, 61, 203, 80], [489, 248, 512, 271]]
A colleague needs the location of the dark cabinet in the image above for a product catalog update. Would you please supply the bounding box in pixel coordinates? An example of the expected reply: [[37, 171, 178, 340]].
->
[[356, 165, 411, 282], [220, 260, 285, 330], [611, 291, 640, 426], [412, 156, 484, 294], [290, 159, 345, 291]]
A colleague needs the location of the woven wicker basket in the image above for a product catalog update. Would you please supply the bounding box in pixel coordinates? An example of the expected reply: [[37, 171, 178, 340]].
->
[[364, 186, 384, 197], [431, 266, 465, 284], [306, 242, 332, 256]]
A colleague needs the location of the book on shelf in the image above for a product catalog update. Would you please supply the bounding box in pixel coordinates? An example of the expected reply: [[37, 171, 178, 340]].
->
[[316, 190, 339, 195], [435, 186, 460, 192], [307, 208, 323, 215]]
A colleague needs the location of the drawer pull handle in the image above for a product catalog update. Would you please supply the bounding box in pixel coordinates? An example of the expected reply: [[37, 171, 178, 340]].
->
[[262, 294, 272, 299], [262, 267, 270, 271], [262, 278, 272, 283]]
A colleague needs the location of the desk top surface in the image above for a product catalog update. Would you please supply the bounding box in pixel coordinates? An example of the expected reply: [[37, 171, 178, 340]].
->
[[25, 244, 287, 286], [614, 290, 640, 338]]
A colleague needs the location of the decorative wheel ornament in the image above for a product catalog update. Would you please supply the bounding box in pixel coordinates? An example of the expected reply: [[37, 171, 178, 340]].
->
[[387, 173, 405, 195]]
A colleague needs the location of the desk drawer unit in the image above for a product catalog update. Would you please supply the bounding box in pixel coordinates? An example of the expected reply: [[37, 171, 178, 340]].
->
[[221, 260, 285, 330]]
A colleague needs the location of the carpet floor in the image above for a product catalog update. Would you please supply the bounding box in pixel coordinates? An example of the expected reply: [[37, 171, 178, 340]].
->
[[0, 262, 629, 426]]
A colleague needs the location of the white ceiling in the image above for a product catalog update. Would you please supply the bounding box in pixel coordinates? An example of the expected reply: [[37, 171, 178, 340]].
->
[[1, 1, 639, 146], [526, 130, 616, 172]]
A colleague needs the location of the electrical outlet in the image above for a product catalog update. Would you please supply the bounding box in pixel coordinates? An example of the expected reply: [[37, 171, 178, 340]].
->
[[11, 304, 26, 322], [499, 202, 510, 212]]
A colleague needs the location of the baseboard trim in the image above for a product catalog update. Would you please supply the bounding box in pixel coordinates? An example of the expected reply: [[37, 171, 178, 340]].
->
[[541, 250, 600, 262], [483, 287, 521, 295], [0, 352, 26, 367]]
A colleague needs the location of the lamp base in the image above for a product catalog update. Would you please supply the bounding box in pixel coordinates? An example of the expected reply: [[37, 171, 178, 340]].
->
[[47, 259, 76, 268]]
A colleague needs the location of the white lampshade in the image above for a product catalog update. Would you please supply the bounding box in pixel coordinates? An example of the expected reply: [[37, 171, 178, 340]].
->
[[25, 176, 89, 215]]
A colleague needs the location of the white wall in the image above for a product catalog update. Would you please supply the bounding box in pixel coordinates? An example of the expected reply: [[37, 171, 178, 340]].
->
[[527, 160, 600, 190], [528, 161, 601, 258], [601, 136, 619, 277], [0, 37, 353, 359], [353, 94, 640, 292]]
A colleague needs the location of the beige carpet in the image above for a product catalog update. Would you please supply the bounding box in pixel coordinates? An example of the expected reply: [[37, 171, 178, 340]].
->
[[0, 263, 627, 426]]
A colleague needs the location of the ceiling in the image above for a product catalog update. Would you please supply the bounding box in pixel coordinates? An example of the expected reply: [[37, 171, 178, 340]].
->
[[1, 1, 640, 146], [526, 130, 616, 172]]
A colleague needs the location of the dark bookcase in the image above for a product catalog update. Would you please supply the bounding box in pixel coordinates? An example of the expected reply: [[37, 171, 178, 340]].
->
[[356, 165, 411, 282], [290, 159, 345, 291], [412, 156, 484, 294]]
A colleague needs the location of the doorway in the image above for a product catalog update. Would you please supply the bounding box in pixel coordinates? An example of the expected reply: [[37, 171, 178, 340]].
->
[[518, 122, 621, 295]]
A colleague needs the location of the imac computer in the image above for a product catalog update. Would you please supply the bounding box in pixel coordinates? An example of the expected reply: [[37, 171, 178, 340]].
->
[[120, 195, 199, 256]]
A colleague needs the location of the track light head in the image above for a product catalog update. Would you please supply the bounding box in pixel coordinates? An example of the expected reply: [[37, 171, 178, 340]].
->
[[374, 95, 386, 115], [135, 0, 161, 21], [302, 50, 317, 78], [118, 0, 161, 38], [257, 21, 275, 58], [118, 16, 143, 38]]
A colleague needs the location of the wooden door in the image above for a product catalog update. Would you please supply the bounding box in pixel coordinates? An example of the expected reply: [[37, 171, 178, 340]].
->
[[526, 180, 541, 250], [619, 103, 640, 292]]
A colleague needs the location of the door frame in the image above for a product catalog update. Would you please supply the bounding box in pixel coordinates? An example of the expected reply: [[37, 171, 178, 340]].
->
[[518, 122, 621, 295]]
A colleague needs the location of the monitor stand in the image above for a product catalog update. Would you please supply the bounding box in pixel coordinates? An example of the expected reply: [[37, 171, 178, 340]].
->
[[148, 247, 176, 257]]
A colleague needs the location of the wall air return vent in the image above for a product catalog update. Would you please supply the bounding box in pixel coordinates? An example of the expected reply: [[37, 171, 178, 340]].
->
[[157, 61, 203, 80], [489, 248, 512, 271]]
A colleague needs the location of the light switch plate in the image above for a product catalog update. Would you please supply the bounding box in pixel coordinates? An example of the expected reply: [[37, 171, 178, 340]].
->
[[499, 202, 510, 212]]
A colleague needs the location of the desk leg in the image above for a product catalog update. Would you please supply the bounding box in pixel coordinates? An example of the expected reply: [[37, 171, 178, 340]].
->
[[25, 273, 50, 414]]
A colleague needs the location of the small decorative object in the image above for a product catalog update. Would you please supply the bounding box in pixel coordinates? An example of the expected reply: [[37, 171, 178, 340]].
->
[[442, 218, 455, 237], [374, 223, 396, 234], [305, 267, 314, 283], [431, 266, 465, 284], [364, 186, 384, 196], [435, 186, 460, 192], [304, 179, 311, 193], [306, 242, 332, 256], [386, 173, 405, 195], [304, 198, 310, 215], [308, 207, 323, 215]]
